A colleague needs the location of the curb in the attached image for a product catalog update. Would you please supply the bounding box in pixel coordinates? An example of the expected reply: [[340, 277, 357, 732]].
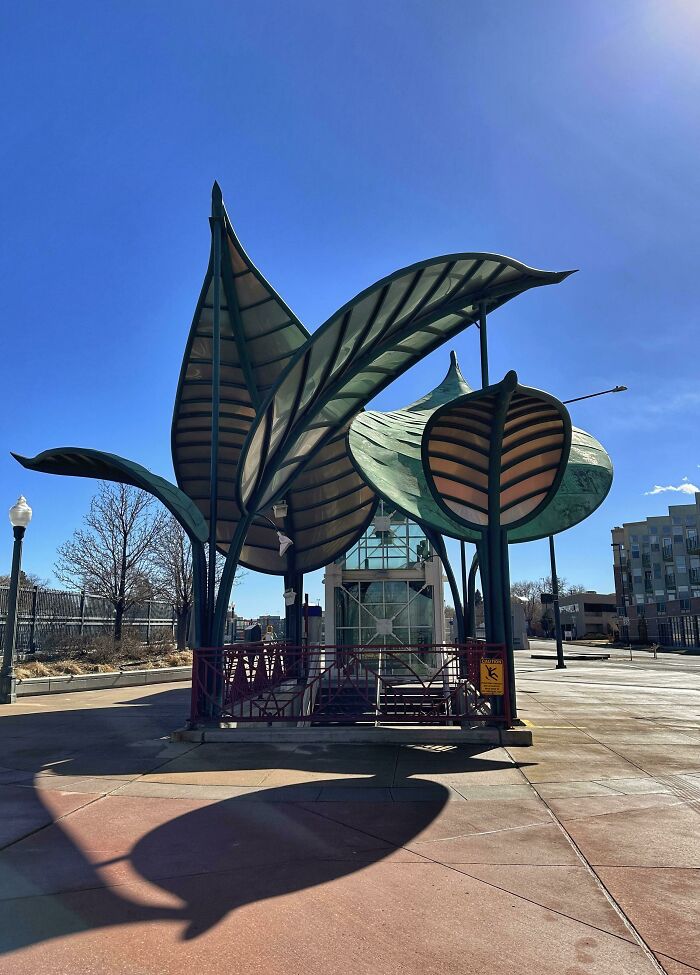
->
[[171, 726, 533, 746], [16, 666, 191, 696]]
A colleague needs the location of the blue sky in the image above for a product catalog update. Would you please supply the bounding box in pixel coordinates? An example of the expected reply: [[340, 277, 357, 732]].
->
[[1, 1, 699, 614]]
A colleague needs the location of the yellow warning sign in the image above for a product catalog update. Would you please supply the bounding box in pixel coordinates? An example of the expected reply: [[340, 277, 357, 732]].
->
[[480, 657, 504, 695]]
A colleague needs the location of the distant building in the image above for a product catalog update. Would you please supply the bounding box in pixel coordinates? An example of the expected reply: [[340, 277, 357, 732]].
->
[[324, 502, 445, 648], [612, 492, 700, 647], [558, 592, 617, 640]]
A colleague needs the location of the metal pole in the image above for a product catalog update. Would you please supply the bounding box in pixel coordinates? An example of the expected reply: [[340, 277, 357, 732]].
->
[[478, 302, 489, 387], [207, 190, 223, 645], [467, 552, 479, 639], [146, 598, 152, 646], [79, 589, 86, 637], [459, 541, 468, 638], [1, 526, 26, 704], [549, 535, 565, 669]]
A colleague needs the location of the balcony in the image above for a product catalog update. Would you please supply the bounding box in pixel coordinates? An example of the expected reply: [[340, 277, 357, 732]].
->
[[644, 581, 654, 594], [687, 538, 700, 555], [690, 569, 700, 586], [662, 547, 674, 562]]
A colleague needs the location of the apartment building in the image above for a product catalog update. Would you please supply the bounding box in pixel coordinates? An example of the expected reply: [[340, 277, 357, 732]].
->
[[612, 492, 700, 647]]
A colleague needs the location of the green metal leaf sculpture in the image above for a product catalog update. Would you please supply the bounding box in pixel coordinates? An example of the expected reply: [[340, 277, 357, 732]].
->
[[13, 183, 574, 645], [348, 356, 612, 546]]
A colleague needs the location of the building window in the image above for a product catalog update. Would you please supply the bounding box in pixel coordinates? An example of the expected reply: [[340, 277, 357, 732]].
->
[[657, 601, 666, 614], [342, 503, 430, 571]]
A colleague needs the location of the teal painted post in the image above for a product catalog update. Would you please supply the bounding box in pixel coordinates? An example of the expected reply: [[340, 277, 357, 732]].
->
[[212, 509, 254, 648], [479, 302, 489, 387], [500, 529, 517, 715], [460, 541, 468, 638], [426, 528, 464, 644], [549, 535, 566, 669], [466, 552, 478, 639], [207, 188, 223, 647]]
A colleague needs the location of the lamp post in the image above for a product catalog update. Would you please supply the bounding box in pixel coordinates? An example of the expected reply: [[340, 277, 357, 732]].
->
[[545, 384, 627, 670], [1, 496, 32, 705]]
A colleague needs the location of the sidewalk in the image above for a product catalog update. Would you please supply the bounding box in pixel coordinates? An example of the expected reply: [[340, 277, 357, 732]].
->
[[1, 653, 698, 974]]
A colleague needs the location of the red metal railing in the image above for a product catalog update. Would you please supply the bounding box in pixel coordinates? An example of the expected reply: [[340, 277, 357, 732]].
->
[[190, 642, 511, 728]]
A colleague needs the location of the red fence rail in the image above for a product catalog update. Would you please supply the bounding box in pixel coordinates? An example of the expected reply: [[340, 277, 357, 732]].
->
[[191, 642, 511, 728]]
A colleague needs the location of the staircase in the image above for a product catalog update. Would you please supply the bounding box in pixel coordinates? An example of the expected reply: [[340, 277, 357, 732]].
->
[[312, 679, 452, 725]]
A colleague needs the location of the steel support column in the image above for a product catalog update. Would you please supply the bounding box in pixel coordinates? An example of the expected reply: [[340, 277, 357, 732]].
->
[[549, 535, 566, 669]]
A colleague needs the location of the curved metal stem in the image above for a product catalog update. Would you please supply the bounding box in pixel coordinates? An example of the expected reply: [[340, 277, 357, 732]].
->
[[425, 527, 464, 643]]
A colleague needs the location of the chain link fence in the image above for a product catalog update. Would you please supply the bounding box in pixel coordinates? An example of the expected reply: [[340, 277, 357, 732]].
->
[[0, 585, 176, 656]]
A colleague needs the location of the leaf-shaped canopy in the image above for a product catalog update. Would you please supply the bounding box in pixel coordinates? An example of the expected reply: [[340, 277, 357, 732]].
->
[[171, 184, 377, 574], [349, 357, 612, 544], [507, 426, 613, 542], [423, 371, 572, 532], [171, 183, 310, 571], [348, 352, 481, 542], [12, 448, 208, 544], [238, 255, 574, 515]]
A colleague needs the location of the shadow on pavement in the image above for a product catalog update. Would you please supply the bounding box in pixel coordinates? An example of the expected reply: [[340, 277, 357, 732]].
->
[[0, 687, 530, 954]]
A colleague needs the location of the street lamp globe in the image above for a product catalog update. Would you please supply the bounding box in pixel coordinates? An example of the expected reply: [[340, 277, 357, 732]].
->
[[9, 496, 32, 529]]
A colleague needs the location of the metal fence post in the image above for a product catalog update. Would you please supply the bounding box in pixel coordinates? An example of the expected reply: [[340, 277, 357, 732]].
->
[[29, 585, 39, 652], [79, 590, 86, 637], [146, 599, 151, 645]]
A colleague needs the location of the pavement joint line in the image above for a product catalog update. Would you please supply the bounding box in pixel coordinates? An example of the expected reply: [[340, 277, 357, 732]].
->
[[415, 820, 553, 842], [505, 703, 674, 975], [0, 791, 107, 855], [296, 798, 654, 951]]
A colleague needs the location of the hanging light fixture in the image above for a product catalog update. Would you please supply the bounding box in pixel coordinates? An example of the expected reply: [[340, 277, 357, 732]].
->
[[277, 532, 293, 557]]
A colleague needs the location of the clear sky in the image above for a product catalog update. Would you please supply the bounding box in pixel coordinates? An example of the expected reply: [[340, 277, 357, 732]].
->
[[1, 1, 699, 615]]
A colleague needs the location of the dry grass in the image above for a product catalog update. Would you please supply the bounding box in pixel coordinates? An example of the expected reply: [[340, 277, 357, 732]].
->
[[16, 643, 192, 679]]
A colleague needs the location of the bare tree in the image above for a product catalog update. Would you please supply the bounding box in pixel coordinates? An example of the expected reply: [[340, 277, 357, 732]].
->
[[150, 517, 194, 649], [55, 483, 166, 640], [150, 517, 246, 649], [510, 579, 543, 630], [511, 575, 584, 635], [0, 570, 48, 588]]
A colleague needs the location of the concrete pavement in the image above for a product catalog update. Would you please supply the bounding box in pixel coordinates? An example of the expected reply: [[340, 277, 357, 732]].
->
[[0, 649, 698, 974]]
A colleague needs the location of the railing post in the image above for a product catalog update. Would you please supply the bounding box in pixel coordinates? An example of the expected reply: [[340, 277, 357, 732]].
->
[[79, 590, 86, 637], [29, 585, 39, 652], [146, 599, 152, 645]]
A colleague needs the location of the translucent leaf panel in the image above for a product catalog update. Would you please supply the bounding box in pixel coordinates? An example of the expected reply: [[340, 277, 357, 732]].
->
[[240, 254, 572, 512], [425, 380, 570, 531], [171, 197, 309, 567]]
